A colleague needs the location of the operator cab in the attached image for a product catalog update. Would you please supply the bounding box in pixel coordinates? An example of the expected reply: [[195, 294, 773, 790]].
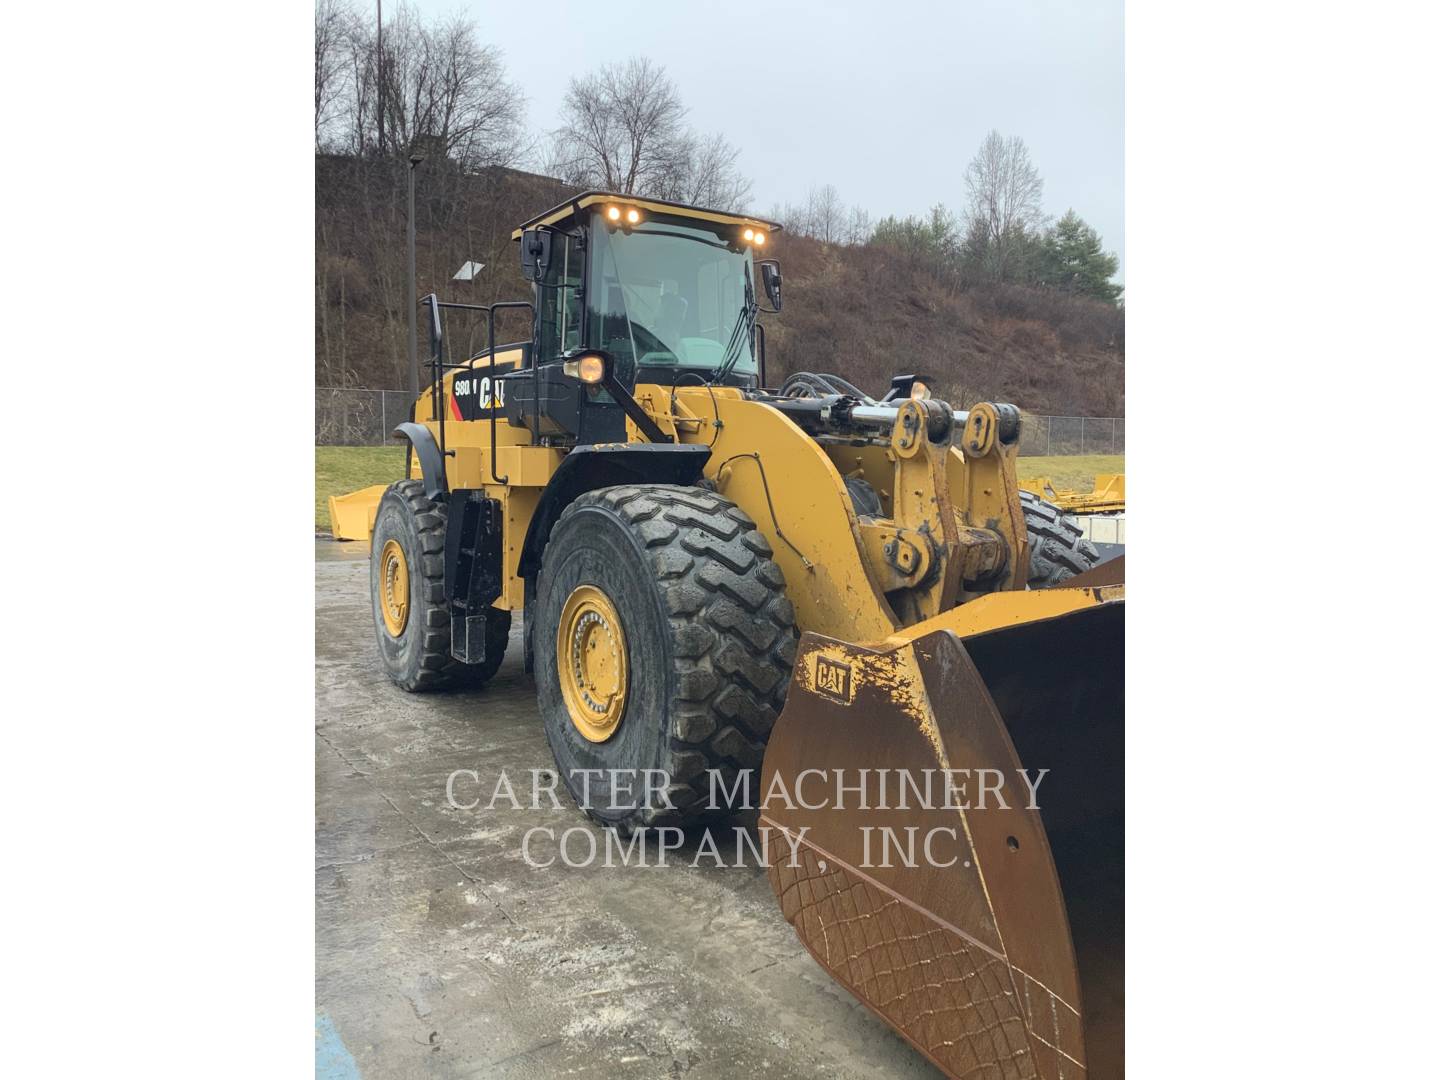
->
[[500, 193, 782, 445]]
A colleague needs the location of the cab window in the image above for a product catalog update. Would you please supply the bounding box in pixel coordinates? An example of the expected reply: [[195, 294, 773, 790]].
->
[[535, 233, 583, 362]]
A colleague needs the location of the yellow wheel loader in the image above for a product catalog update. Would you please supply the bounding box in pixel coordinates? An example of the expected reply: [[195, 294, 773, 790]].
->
[[362, 192, 1124, 1078]]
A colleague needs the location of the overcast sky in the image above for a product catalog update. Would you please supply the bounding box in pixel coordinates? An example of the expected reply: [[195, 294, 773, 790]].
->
[[407, 0, 1123, 280]]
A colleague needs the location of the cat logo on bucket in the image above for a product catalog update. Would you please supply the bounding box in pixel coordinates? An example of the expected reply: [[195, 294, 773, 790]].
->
[[813, 654, 854, 704]]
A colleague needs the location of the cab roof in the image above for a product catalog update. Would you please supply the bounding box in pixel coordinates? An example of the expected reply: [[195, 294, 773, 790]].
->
[[510, 191, 782, 240]]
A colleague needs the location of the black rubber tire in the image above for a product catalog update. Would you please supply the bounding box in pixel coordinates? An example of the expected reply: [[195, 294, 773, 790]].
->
[[370, 479, 511, 692], [845, 476, 883, 519], [534, 484, 797, 833], [1020, 489, 1103, 586]]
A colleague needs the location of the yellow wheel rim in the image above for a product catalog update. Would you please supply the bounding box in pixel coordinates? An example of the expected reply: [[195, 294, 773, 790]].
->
[[556, 584, 629, 743], [379, 538, 410, 637]]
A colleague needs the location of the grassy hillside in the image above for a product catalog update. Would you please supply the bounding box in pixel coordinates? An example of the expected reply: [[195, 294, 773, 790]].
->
[[760, 237, 1123, 415]]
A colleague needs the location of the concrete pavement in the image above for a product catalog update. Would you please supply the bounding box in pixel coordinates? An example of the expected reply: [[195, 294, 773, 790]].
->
[[315, 538, 939, 1079]]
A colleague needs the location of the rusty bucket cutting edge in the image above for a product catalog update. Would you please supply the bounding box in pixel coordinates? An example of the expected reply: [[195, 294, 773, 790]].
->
[[760, 587, 1124, 1080]]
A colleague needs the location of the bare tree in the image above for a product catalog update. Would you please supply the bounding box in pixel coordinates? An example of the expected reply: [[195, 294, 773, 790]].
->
[[314, 0, 352, 147], [376, 7, 525, 167], [550, 57, 751, 210], [319, 2, 524, 166], [661, 131, 752, 210], [335, 4, 376, 155], [963, 130, 1046, 281], [844, 204, 874, 246], [772, 186, 871, 245], [808, 184, 844, 243], [770, 199, 810, 238], [552, 58, 685, 192]]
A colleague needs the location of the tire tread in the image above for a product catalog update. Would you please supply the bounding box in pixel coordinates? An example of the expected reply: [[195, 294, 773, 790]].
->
[[552, 484, 797, 828], [376, 479, 509, 691], [1019, 489, 1104, 586]]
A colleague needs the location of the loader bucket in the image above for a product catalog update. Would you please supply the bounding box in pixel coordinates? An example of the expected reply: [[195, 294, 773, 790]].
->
[[760, 584, 1123, 1079], [327, 484, 387, 542]]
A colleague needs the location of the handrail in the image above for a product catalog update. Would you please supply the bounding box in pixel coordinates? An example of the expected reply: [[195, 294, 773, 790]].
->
[[418, 294, 536, 489], [486, 301, 534, 484]]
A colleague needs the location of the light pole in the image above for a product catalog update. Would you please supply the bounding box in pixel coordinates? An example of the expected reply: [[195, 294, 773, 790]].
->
[[407, 150, 425, 399]]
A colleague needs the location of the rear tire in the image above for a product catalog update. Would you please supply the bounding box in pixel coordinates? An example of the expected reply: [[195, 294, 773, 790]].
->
[[1020, 489, 1102, 586], [534, 484, 796, 833], [370, 479, 510, 692]]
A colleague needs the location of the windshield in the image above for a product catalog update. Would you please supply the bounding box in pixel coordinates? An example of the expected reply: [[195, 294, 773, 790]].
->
[[588, 216, 756, 381]]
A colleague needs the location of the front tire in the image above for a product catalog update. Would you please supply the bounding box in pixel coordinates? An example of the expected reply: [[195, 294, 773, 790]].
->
[[1020, 489, 1103, 586], [534, 484, 797, 832], [370, 479, 510, 692]]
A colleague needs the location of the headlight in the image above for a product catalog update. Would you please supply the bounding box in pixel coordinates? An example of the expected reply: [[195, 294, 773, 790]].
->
[[564, 354, 607, 384]]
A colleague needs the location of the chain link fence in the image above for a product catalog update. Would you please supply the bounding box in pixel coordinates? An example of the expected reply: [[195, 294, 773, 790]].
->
[[1017, 414, 1125, 456], [316, 388, 417, 446], [316, 387, 1123, 455]]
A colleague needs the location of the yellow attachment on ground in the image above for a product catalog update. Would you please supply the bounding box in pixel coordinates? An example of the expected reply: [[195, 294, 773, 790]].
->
[[1019, 472, 1126, 514], [556, 584, 630, 743], [328, 484, 387, 543]]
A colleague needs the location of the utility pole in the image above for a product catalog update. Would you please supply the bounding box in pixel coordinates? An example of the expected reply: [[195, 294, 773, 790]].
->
[[408, 151, 425, 399]]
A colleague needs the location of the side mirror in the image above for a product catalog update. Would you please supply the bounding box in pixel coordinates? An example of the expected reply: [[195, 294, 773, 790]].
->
[[759, 259, 782, 312], [519, 228, 553, 283]]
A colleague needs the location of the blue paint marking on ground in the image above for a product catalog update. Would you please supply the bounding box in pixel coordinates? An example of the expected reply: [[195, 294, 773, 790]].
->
[[316, 1012, 361, 1080]]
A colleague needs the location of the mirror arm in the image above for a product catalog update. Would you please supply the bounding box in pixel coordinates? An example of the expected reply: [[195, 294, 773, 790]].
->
[[595, 364, 670, 443]]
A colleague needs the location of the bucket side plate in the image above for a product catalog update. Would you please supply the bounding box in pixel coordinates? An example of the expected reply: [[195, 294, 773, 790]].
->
[[761, 597, 1123, 1079]]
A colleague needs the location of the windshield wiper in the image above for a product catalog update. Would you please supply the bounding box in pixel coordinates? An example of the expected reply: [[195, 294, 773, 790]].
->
[[712, 266, 757, 385]]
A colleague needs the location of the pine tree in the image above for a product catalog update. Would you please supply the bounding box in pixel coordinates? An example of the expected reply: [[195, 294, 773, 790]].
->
[[1036, 210, 1121, 303]]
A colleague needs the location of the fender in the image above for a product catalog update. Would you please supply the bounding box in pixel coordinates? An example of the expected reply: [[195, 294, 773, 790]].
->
[[517, 443, 712, 579], [392, 422, 447, 501]]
